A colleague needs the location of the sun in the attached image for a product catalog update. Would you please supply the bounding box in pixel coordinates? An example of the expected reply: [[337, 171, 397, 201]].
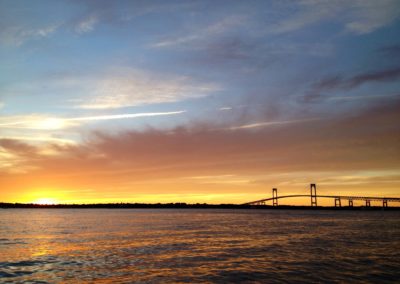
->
[[33, 198, 58, 205]]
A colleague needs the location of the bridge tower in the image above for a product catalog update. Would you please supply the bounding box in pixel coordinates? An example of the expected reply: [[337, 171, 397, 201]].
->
[[334, 197, 341, 207], [272, 188, 278, 206], [366, 200, 371, 207], [310, 183, 317, 207], [383, 199, 388, 208], [348, 199, 353, 207]]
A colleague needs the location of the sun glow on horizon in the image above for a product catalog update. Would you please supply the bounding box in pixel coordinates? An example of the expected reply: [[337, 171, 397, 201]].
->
[[33, 198, 58, 205]]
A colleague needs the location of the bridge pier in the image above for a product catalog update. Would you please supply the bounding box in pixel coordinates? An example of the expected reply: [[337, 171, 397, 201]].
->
[[383, 199, 388, 208], [334, 197, 341, 207], [310, 183, 317, 207], [272, 188, 278, 206], [366, 200, 371, 207], [348, 199, 353, 207]]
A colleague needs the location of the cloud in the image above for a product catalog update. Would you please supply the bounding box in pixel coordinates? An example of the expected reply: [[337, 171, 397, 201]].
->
[[2, 99, 399, 179], [0, 139, 37, 155], [345, 67, 400, 87], [75, 70, 219, 109], [0, 138, 40, 173], [1, 67, 219, 110], [74, 15, 98, 34], [305, 67, 400, 101], [228, 118, 319, 130], [266, 1, 337, 35], [76, 71, 218, 109], [69, 111, 186, 122], [345, 0, 400, 34], [328, 93, 400, 101], [66, 1, 200, 36], [265, 0, 400, 35], [151, 15, 246, 48], [377, 44, 400, 57], [0, 115, 67, 130], [0, 111, 186, 130], [219, 107, 232, 111], [0, 136, 75, 144], [0, 24, 59, 46], [1, 98, 399, 202]]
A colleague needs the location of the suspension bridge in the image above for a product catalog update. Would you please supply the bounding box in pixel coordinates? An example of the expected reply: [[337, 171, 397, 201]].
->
[[242, 184, 400, 207]]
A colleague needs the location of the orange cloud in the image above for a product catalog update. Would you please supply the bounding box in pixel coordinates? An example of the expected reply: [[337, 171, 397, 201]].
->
[[1, 100, 399, 204]]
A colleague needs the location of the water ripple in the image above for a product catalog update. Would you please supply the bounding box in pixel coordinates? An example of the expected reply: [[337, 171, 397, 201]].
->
[[0, 209, 399, 283]]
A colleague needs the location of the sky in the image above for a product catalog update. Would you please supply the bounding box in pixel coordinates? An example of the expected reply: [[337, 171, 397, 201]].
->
[[0, 0, 400, 205]]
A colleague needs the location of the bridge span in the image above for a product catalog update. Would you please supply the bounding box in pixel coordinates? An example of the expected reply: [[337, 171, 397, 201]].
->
[[243, 184, 400, 207]]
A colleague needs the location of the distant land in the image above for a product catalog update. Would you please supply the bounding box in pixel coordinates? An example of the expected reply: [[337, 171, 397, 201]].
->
[[1, 203, 399, 210]]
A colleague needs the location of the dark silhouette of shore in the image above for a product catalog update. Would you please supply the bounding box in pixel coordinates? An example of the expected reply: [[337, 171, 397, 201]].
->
[[1, 202, 399, 210]]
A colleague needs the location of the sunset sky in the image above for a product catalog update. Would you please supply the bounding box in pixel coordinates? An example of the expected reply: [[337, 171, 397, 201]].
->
[[1, 0, 400, 205]]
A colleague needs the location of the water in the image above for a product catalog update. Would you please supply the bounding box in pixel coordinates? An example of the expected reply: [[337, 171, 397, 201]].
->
[[0, 209, 399, 283]]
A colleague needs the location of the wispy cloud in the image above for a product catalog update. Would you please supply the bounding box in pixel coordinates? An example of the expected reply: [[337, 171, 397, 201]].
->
[[0, 136, 75, 144], [77, 80, 217, 109], [345, 0, 400, 34], [219, 107, 232, 111], [265, 0, 400, 35], [73, 69, 219, 109], [69, 111, 186, 122], [377, 44, 400, 57], [0, 24, 59, 46], [306, 67, 400, 101], [0, 111, 186, 130], [1, 100, 399, 180], [266, 1, 337, 35], [151, 15, 246, 48], [75, 15, 98, 34], [328, 93, 400, 101], [76, 68, 220, 109], [228, 118, 319, 130], [1, 67, 219, 110]]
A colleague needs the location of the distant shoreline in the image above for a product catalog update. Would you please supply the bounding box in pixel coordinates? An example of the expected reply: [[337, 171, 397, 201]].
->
[[1, 203, 399, 210]]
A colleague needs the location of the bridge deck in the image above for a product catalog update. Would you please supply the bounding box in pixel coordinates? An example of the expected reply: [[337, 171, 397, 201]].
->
[[243, 195, 400, 205]]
